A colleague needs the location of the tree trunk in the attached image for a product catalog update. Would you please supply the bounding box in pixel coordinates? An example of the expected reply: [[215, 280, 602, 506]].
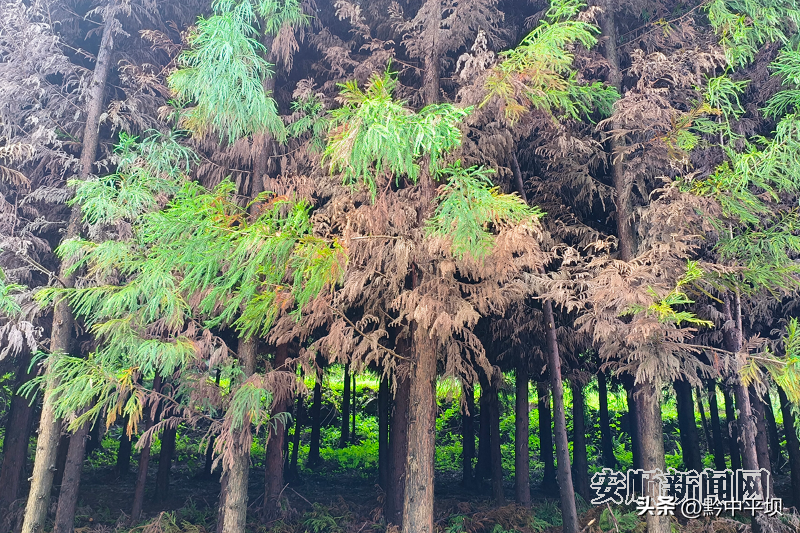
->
[[462, 382, 475, 486], [777, 386, 800, 506], [543, 300, 579, 533], [674, 379, 702, 472], [636, 380, 670, 533], [288, 394, 302, 481], [307, 369, 322, 468], [763, 393, 781, 473], [626, 384, 642, 470], [696, 386, 712, 455], [749, 387, 774, 497], [488, 376, 504, 505], [220, 440, 249, 533], [707, 381, 727, 471], [339, 364, 350, 448], [514, 363, 530, 506], [378, 374, 390, 489], [131, 375, 163, 522], [723, 386, 742, 470], [0, 353, 37, 512], [571, 380, 590, 503], [537, 381, 556, 491], [53, 419, 91, 533], [401, 328, 437, 533], [22, 7, 116, 531], [476, 387, 491, 481], [263, 343, 290, 517], [117, 419, 132, 477], [155, 425, 177, 499], [351, 373, 356, 443], [387, 369, 410, 526], [597, 371, 616, 468], [420, 0, 441, 106], [54, 435, 70, 488]]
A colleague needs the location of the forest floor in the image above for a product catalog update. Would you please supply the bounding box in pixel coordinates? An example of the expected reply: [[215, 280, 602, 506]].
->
[[36, 457, 799, 533]]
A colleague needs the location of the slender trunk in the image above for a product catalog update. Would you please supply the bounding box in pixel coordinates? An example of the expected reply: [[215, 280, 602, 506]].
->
[[53, 419, 91, 533], [777, 386, 800, 506], [674, 379, 702, 472], [262, 343, 290, 517], [696, 386, 712, 455], [707, 381, 727, 471], [155, 425, 177, 499], [421, 0, 441, 106], [339, 364, 350, 448], [636, 380, 670, 533], [288, 394, 302, 481], [476, 387, 491, 480], [537, 381, 555, 491], [543, 300, 578, 533], [351, 373, 356, 443], [401, 328, 437, 533], [22, 7, 116, 531], [763, 393, 781, 473], [488, 377, 504, 505], [307, 369, 322, 468], [626, 384, 642, 470], [206, 370, 222, 479], [749, 387, 774, 497], [571, 380, 590, 503], [597, 372, 616, 468], [723, 386, 742, 470], [117, 419, 132, 477], [131, 375, 163, 522], [0, 353, 37, 511], [378, 374, 390, 489], [514, 364, 530, 506], [722, 296, 763, 533], [387, 369, 410, 526], [54, 436, 70, 488], [462, 382, 475, 486]]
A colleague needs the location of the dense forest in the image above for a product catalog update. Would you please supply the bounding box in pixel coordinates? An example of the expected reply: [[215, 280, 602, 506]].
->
[[1, 0, 800, 532]]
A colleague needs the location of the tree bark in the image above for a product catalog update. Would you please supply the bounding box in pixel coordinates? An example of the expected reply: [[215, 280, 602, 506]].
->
[[636, 380, 670, 533], [54, 435, 69, 488], [597, 371, 616, 468], [339, 364, 350, 448], [22, 6, 116, 531], [131, 375, 163, 522], [462, 382, 475, 487], [674, 379, 702, 472], [707, 381, 727, 471], [155, 425, 177, 499], [762, 393, 781, 473], [476, 387, 491, 481], [378, 374, 390, 489], [351, 373, 356, 443], [514, 363, 530, 506], [288, 393, 302, 481], [749, 387, 774, 497], [0, 353, 37, 512], [263, 343, 290, 517], [571, 380, 590, 503], [696, 386, 712, 456], [117, 418, 132, 477], [401, 328, 437, 533], [53, 418, 91, 533], [777, 386, 800, 506], [723, 386, 742, 470], [488, 376, 504, 505], [307, 368, 322, 468], [543, 300, 579, 533], [387, 369, 410, 527], [421, 0, 441, 106], [626, 384, 642, 470], [537, 381, 556, 491]]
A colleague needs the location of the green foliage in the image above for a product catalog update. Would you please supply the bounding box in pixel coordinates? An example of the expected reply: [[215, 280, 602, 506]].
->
[[765, 44, 800, 117], [168, 0, 285, 143], [70, 131, 197, 226], [427, 163, 543, 260], [323, 69, 470, 198], [482, 0, 618, 124], [599, 507, 643, 533], [287, 91, 329, 153], [0, 266, 23, 317], [705, 0, 800, 67]]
